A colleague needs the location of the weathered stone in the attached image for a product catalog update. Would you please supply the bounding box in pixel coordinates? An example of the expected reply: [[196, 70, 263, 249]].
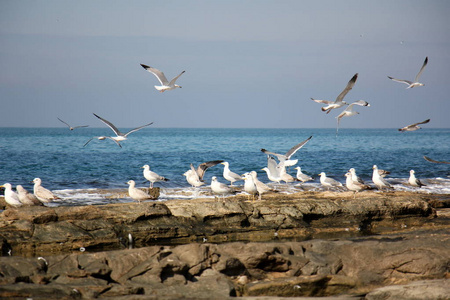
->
[[365, 279, 450, 300]]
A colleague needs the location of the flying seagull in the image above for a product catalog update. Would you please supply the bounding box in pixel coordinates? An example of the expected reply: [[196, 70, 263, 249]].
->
[[398, 119, 430, 132], [261, 136, 313, 166], [183, 160, 224, 187], [84, 113, 153, 147], [388, 57, 428, 89], [311, 73, 358, 114], [336, 100, 370, 135], [57, 118, 89, 130], [140, 64, 185, 92]]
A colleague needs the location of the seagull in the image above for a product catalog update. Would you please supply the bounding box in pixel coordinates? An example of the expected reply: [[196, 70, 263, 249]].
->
[[262, 166, 281, 183], [408, 170, 426, 187], [84, 113, 153, 147], [345, 172, 369, 198], [398, 119, 430, 132], [336, 100, 370, 135], [423, 156, 450, 164], [261, 136, 312, 165], [210, 176, 236, 198], [349, 168, 365, 185], [311, 73, 358, 114], [140, 64, 185, 92], [250, 171, 274, 200], [32, 178, 60, 203], [221, 162, 243, 186], [318, 172, 343, 190], [183, 160, 223, 187], [84, 136, 123, 148], [57, 118, 89, 130], [372, 165, 392, 190], [294, 166, 313, 183], [388, 57, 428, 89], [142, 165, 169, 188], [242, 173, 258, 201], [127, 180, 152, 203], [0, 183, 22, 207], [16, 185, 42, 206]]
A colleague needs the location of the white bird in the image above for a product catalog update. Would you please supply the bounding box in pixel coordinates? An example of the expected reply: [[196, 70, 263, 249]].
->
[[336, 100, 370, 135], [142, 165, 169, 188], [408, 170, 426, 187], [84, 136, 123, 148], [349, 168, 365, 185], [311, 73, 358, 114], [210, 176, 236, 198], [242, 173, 258, 201], [318, 172, 343, 190], [0, 183, 22, 207], [33, 178, 60, 203], [140, 64, 185, 92], [345, 172, 369, 198], [261, 136, 312, 164], [372, 165, 392, 190], [294, 166, 313, 183], [221, 162, 243, 186], [16, 185, 42, 206], [398, 119, 430, 132], [183, 160, 223, 187], [262, 166, 281, 184], [250, 171, 274, 200], [127, 180, 152, 203], [388, 57, 428, 89], [84, 113, 153, 147], [57, 118, 89, 130]]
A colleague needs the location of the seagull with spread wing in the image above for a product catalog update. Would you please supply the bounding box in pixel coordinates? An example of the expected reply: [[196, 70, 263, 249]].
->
[[388, 57, 428, 89], [398, 119, 430, 132], [140, 64, 185, 92], [311, 73, 358, 114]]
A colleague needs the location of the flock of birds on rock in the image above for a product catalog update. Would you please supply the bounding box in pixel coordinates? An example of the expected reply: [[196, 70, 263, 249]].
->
[[1, 58, 441, 207]]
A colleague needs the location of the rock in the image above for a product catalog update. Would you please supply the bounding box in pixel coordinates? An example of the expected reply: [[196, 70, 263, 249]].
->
[[365, 279, 450, 300]]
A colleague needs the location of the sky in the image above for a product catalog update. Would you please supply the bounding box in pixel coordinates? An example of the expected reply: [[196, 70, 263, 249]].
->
[[1, 0, 449, 129]]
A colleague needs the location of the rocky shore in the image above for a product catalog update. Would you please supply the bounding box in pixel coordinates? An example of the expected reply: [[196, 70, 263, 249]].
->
[[0, 190, 449, 299]]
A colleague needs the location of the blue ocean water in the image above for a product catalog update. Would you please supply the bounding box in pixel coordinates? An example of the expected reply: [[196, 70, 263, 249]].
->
[[0, 127, 449, 201]]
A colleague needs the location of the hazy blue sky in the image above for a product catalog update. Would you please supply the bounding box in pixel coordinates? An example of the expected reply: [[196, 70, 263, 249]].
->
[[1, 0, 449, 128]]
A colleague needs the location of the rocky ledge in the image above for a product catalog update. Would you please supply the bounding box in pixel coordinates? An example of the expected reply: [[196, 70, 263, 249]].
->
[[0, 191, 449, 299]]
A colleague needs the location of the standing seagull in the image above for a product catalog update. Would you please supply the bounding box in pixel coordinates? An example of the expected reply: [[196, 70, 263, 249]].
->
[[242, 173, 258, 201], [140, 64, 185, 92], [127, 180, 152, 203], [0, 183, 22, 207], [294, 166, 313, 183], [16, 185, 42, 206], [84, 113, 153, 147], [408, 170, 426, 187], [251, 171, 274, 200], [142, 165, 169, 188], [345, 172, 369, 198], [318, 172, 343, 190], [57, 118, 89, 130], [372, 165, 392, 190], [210, 176, 236, 199], [388, 57, 428, 89], [336, 100, 370, 135], [311, 73, 358, 114], [261, 136, 313, 167], [221, 162, 243, 186], [33, 178, 60, 203], [398, 119, 430, 132]]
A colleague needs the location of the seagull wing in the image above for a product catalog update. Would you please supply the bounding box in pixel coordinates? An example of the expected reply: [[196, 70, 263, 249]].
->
[[311, 98, 333, 105], [414, 57, 428, 82], [168, 70, 185, 86], [106, 137, 122, 148], [72, 125, 89, 129], [57, 118, 71, 128], [350, 100, 370, 107], [140, 64, 169, 85], [123, 122, 154, 137], [336, 73, 358, 103], [261, 149, 285, 161], [423, 156, 450, 164], [388, 76, 412, 85], [93, 113, 122, 136], [83, 137, 94, 147], [411, 119, 430, 126], [285, 136, 313, 159], [196, 160, 224, 180]]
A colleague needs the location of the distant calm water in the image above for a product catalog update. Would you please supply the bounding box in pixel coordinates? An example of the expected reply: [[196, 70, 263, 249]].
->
[[1, 127, 449, 204]]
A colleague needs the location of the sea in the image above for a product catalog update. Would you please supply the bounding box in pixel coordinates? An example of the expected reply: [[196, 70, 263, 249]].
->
[[1, 127, 449, 206]]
